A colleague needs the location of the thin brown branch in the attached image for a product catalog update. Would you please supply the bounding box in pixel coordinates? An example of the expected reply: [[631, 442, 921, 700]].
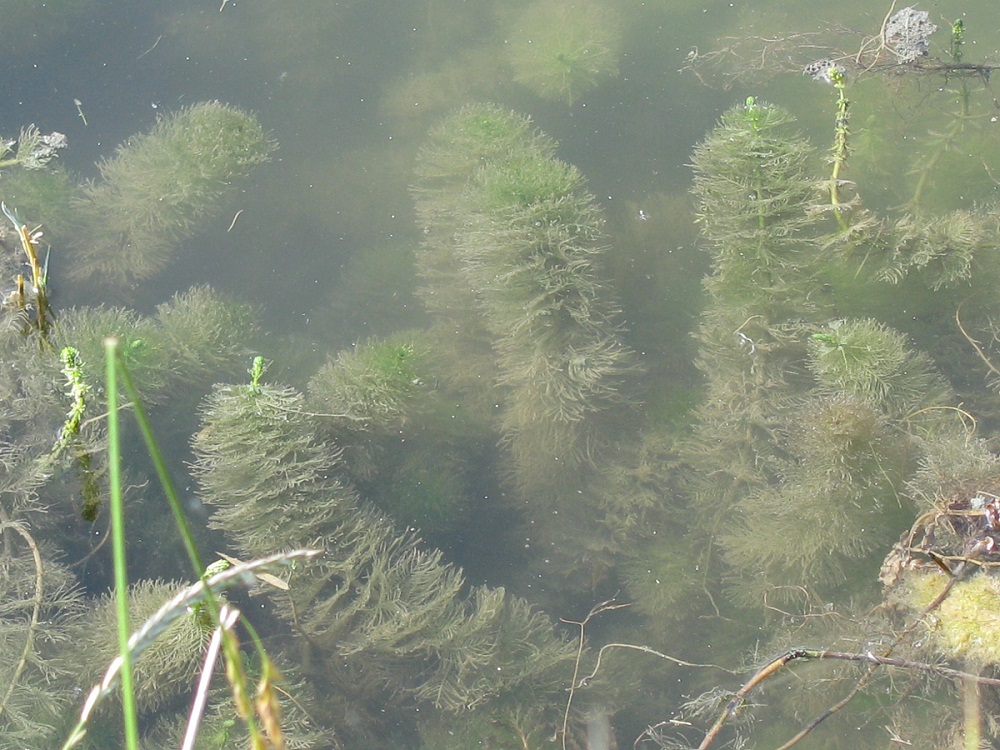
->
[[955, 299, 1000, 379], [697, 558, 974, 750], [578, 643, 737, 690], [560, 599, 631, 750]]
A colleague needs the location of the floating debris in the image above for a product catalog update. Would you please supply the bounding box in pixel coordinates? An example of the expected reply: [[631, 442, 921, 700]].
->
[[885, 6, 937, 63]]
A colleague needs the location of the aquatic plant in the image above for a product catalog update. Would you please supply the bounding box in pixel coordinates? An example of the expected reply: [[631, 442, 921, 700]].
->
[[683, 101, 958, 610], [192, 379, 577, 730], [68, 580, 212, 716], [462, 228, 634, 488], [305, 335, 431, 483], [683, 99, 825, 533], [307, 336, 427, 430], [807, 318, 952, 419], [0, 166, 77, 239], [193, 383, 351, 556], [890, 21, 1000, 216], [905, 434, 1000, 518], [504, 0, 621, 105], [621, 537, 700, 631], [690, 99, 819, 288], [873, 210, 1000, 290], [410, 103, 646, 595], [152, 285, 259, 390], [46, 287, 258, 410], [418, 701, 562, 750], [68, 102, 274, 286], [0, 126, 67, 173], [0, 530, 85, 750], [56, 341, 311, 750], [374, 449, 471, 539], [0, 275, 287, 747], [414, 104, 637, 500], [414, 104, 551, 192], [51, 307, 167, 398], [658, 11, 1000, 749], [411, 104, 551, 403], [720, 392, 912, 605], [806, 59, 854, 230]]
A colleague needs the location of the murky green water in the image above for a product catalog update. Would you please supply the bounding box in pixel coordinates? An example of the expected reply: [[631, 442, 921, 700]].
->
[[2, 0, 1000, 748]]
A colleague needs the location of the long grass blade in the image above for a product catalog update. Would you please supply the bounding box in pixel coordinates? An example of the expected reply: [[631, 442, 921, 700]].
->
[[105, 336, 140, 750], [114, 347, 205, 577]]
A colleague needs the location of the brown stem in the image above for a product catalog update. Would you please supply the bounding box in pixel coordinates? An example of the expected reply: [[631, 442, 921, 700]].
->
[[559, 599, 630, 750], [698, 561, 971, 750]]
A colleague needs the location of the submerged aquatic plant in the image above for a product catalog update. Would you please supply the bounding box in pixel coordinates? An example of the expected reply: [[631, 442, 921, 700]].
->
[[411, 104, 552, 403], [152, 285, 260, 389], [192, 380, 576, 725], [874, 209, 999, 289], [0, 529, 84, 750], [720, 392, 912, 605], [0, 165, 76, 240], [374, 449, 471, 538], [414, 104, 636, 499], [306, 334, 431, 483], [48, 285, 258, 407], [411, 103, 646, 594], [690, 98, 821, 306], [806, 59, 853, 230], [504, 0, 621, 105], [69, 101, 274, 287], [67, 580, 212, 716], [683, 101, 951, 609], [808, 318, 951, 419], [683, 99, 825, 534], [308, 336, 427, 429]]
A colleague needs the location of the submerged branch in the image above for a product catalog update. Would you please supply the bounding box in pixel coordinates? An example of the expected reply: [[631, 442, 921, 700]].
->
[[698, 559, 973, 750]]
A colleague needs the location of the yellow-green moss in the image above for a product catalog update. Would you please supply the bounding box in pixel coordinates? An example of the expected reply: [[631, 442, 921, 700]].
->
[[905, 571, 1000, 665]]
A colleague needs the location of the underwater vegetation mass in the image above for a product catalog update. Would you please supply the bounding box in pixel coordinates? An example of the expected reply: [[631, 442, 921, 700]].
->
[[191, 378, 578, 738], [68, 101, 275, 287], [413, 103, 637, 499], [9, 4, 1000, 749], [504, 0, 621, 105]]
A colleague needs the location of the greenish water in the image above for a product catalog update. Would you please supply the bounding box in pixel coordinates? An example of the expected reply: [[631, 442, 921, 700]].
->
[[2, 0, 1000, 748]]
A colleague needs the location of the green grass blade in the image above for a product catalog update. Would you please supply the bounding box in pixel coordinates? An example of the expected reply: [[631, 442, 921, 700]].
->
[[114, 347, 205, 577], [105, 336, 140, 750]]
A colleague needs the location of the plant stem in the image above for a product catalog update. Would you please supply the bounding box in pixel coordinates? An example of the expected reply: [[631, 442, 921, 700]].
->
[[909, 21, 970, 210], [105, 337, 140, 750], [115, 353, 205, 576], [963, 664, 981, 750], [828, 66, 850, 231], [114, 347, 267, 746]]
